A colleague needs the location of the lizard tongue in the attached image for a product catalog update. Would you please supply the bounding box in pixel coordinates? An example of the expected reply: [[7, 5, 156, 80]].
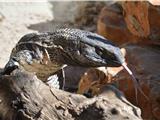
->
[[122, 63, 149, 103]]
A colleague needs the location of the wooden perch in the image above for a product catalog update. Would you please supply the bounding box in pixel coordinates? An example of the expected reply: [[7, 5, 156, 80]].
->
[[0, 69, 142, 120]]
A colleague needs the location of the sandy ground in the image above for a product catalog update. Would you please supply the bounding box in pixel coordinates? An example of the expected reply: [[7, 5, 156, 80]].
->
[[0, 2, 53, 68]]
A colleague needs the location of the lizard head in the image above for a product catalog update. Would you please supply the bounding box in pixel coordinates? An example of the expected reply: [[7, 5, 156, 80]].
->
[[75, 34, 125, 67]]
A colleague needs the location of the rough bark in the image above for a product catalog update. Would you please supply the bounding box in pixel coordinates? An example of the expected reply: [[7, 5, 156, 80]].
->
[[0, 69, 142, 120]]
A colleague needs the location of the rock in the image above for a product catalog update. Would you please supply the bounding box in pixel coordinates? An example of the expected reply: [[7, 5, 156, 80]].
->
[[97, 3, 140, 45], [96, 85, 142, 120], [121, 1, 150, 37], [77, 68, 109, 95], [97, 1, 160, 45], [77, 70, 142, 119], [148, 4, 160, 45]]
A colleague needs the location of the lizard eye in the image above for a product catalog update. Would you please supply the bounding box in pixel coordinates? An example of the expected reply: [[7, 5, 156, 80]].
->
[[95, 46, 116, 60], [95, 47, 103, 56]]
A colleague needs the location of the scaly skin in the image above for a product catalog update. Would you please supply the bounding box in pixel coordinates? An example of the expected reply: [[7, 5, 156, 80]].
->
[[3, 28, 124, 81]]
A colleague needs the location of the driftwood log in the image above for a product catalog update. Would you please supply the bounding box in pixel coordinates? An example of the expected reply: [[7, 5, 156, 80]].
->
[[0, 69, 142, 120]]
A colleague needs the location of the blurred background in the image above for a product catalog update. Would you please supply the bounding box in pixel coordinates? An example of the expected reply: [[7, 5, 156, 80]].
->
[[0, 1, 160, 120]]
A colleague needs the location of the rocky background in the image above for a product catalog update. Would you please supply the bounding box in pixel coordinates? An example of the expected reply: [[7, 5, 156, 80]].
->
[[0, 1, 160, 120]]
